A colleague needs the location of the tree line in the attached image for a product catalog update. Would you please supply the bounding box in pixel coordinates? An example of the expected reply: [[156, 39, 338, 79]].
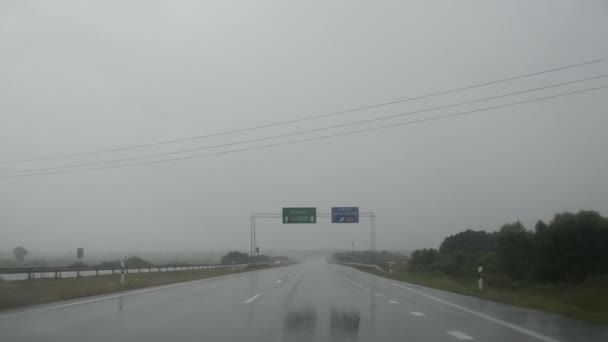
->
[[220, 251, 290, 265], [7, 247, 288, 268], [409, 210, 608, 284]]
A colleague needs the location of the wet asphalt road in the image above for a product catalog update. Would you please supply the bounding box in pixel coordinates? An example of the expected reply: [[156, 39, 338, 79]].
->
[[1, 261, 607, 342]]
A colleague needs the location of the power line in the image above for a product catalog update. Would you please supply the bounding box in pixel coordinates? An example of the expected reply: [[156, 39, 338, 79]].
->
[[3, 84, 606, 179], [2, 56, 608, 165], [3, 74, 606, 175]]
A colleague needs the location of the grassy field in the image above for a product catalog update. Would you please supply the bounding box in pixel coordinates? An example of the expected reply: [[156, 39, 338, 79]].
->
[[0, 266, 268, 311], [353, 266, 608, 324]]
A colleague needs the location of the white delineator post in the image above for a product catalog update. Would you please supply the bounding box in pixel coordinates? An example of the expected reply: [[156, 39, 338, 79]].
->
[[387, 261, 395, 276], [477, 266, 483, 290], [120, 260, 126, 285]]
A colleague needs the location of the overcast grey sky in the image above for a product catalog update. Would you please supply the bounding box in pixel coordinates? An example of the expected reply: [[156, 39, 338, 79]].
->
[[1, 0, 607, 255]]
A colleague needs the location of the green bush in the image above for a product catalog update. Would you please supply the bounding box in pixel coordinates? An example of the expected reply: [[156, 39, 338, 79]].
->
[[221, 251, 249, 265], [410, 210, 608, 285]]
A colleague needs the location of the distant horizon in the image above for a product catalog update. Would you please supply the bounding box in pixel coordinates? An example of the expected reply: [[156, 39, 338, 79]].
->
[[0, 247, 414, 257], [2, 206, 602, 255]]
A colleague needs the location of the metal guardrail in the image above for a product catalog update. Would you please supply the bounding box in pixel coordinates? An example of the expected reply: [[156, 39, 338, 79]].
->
[[342, 262, 388, 274], [0, 263, 250, 280], [240, 262, 272, 270]]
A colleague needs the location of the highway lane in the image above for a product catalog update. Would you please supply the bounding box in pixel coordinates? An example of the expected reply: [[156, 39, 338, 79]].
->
[[1, 261, 607, 342]]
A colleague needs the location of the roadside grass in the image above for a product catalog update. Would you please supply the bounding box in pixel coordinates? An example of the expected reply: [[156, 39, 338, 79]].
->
[[351, 266, 608, 324], [0, 266, 267, 311]]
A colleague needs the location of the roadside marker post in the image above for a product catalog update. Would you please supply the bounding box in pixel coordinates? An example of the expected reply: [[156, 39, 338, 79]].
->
[[478, 266, 483, 290], [120, 260, 126, 285], [387, 261, 396, 277]]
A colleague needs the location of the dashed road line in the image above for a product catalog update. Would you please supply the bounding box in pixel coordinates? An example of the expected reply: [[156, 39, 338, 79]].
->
[[388, 300, 399, 304], [245, 294, 261, 303], [276, 279, 283, 284], [448, 331, 474, 340], [374, 293, 384, 297], [363, 288, 371, 291], [410, 311, 426, 317]]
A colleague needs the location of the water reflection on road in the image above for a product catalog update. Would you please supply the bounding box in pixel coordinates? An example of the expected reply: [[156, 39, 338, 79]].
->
[[330, 309, 360, 340], [283, 308, 317, 341], [282, 308, 361, 342], [117, 294, 124, 312]]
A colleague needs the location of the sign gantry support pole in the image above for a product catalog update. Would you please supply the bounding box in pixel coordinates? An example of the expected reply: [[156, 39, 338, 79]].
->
[[370, 213, 376, 253], [250, 212, 376, 256], [250, 215, 259, 256]]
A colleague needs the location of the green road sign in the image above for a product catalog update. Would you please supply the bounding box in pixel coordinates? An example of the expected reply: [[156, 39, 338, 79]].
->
[[283, 207, 316, 224]]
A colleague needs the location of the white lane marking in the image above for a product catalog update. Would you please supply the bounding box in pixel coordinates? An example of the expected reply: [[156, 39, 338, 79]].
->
[[276, 279, 283, 284], [245, 294, 261, 303], [363, 288, 371, 291], [390, 282, 560, 342], [341, 265, 561, 342], [388, 300, 399, 304], [374, 293, 384, 297], [410, 311, 426, 317], [448, 331, 474, 340]]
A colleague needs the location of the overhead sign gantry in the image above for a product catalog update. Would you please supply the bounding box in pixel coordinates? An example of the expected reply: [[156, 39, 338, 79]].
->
[[250, 207, 375, 256]]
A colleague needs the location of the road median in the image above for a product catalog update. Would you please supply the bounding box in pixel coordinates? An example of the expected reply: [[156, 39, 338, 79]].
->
[[0, 265, 270, 311]]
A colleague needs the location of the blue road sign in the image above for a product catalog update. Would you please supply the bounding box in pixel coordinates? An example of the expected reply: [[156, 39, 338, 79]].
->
[[332, 207, 359, 223]]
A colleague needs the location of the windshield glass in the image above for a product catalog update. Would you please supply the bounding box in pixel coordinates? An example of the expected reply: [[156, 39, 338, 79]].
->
[[1, 1, 608, 341]]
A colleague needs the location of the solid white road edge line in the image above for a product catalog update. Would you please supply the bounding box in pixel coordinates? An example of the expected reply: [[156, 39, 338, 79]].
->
[[448, 331, 474, 340], [390, 282, 560, 342], [245, 294, 261, 303], [341, 266, 561, 342]]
